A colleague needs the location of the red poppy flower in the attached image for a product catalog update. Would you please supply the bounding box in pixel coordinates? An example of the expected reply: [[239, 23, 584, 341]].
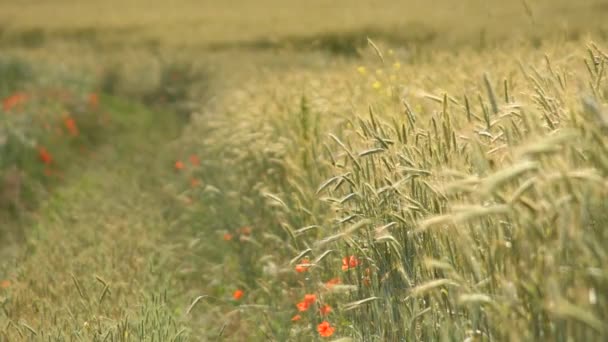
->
[[295, 258, 310, 273], [317, 321, 335, 337], [38, 147, 53, 165], [175, 161, 185, 170], [190, 178, 201, 187], [64, 116, 79, 136], [88, 93, 99, 108], [296, 301, 309, 312], [223, 233, 233, 241], [325, 277, 341, 289], [239, 226, 252, 235], [304, 294, 316, 305], [189, 155, 200, 166], [233, 289, 244, 300], [0, 280, 10, 289], [2, 92, 27, 112], [342, 255, 359, 271], [291, 314, 302, 322], [2, 96, 15, 112], [319, 304, 332, 315]]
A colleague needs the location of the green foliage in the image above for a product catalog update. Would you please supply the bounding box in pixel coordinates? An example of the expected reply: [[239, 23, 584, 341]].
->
[[0, 97, 188, 341], [0, 57, 31, 94]]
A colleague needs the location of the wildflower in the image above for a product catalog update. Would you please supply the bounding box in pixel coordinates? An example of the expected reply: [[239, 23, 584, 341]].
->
[[2, 97, 15, 112], [325, 277, 341, 289], [296, 300, 309, 312], [2, 92, 27, 112], [393, 62, 401, 70], [291, 314, 302, 322], [0, 280, 10, 289], [233, 289, 244, 300], [304, 294, 316, 305], [372, 81, 382, 90], [356, 66, 366, 75], [88, 93, 99, 108], [342, 255, 359, 271], [38, 147, 53, 165], [295, 258, 310, 273], [317, 321, 335, 337], [223, 233, 233, 241], [190, 178, 201, 188], [296, 294, 316, 312], [239, 226, 252, 235], [64, 116, 79, 136], [189, 154, 200, 166], [319, 304, 332, 316], [175, 161, 185, 170]]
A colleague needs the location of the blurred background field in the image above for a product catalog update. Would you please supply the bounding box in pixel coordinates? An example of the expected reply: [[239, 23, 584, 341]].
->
[[1, 1, 607, 341], [1, 0, 607, 51]]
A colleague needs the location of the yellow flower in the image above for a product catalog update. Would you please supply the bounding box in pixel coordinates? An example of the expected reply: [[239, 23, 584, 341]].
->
[[393, 62, 401, 70], [372, 81, 382, 90], [357, 66, 366, 75], [388, 49, 394, 56]]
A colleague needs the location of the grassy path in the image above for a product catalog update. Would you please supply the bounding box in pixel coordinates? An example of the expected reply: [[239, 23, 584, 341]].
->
[[0, 98, 192, 341]]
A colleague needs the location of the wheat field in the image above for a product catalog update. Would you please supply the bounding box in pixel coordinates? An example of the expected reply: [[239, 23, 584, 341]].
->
[[0, 1, 607, 341]]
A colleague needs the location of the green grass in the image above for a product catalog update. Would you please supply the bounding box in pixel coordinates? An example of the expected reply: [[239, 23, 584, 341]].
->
[[0, 97, 190, 340]]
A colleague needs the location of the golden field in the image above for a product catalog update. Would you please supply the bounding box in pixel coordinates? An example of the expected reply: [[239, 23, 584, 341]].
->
[[0, 1, 607, 341]]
